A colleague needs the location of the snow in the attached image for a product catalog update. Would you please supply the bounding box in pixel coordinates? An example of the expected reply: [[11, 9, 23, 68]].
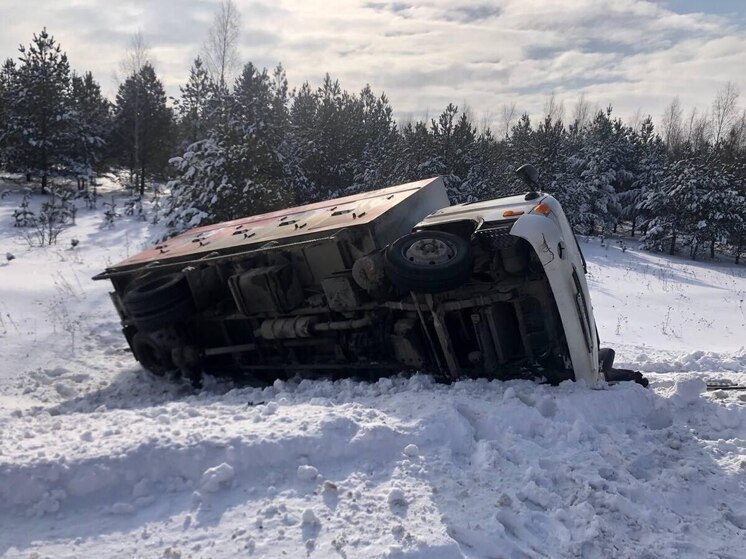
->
[[1, 182, 745, 558], [200, 463, 236, 493], [297, 465, 320, 482], [583, 235, 745, 361]]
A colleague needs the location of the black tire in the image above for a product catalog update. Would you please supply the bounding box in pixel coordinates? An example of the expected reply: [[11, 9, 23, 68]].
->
[[132, 298, 195, 333], [131, 332, 174, 376], [599, 347, 615, 373], [124, 273, 191, 316], [124, 272, 195, 332], [384, 231, 473, 293]]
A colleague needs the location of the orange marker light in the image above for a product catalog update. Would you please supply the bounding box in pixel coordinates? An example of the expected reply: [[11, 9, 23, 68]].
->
[[503, 209, 525, 217], [532, 203, 552, 217]]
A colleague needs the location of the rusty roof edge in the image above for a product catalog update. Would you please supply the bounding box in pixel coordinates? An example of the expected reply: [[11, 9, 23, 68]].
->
[[103, 177, 444, 273], [92, 232, 345, 281]]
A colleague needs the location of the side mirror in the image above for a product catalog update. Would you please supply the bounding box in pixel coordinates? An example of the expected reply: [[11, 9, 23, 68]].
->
[[515, 164, 541, 200], [515, 164, 539, 187]]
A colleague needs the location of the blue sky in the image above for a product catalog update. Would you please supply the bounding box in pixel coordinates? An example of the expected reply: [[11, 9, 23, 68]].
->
[[1, 0, 743, 129]]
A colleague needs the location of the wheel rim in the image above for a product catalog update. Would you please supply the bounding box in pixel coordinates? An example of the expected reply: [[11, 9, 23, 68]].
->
[[403, 238, 456, 266]]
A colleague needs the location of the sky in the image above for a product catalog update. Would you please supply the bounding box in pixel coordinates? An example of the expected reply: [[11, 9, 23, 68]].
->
[[1, 0, 744, 129]]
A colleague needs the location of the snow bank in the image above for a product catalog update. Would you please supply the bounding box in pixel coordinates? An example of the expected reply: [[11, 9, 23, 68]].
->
[[2, 374, 745, 557], [616, 347, 746, 373]]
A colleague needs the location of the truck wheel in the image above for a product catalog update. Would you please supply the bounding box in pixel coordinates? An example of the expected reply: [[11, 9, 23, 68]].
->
[[384, 231, 473, 293], [124, 272, 195, 332], [132, 298, 196, 333], [124, 272, 191, 315], [131, 332, 173, 376]]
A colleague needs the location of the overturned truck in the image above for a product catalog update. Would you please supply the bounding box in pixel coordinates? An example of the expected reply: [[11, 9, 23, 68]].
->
[[95, 171, 630, 386]]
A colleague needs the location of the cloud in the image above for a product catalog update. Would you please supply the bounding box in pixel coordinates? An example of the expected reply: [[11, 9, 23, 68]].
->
[[0, 0, 743, 128]]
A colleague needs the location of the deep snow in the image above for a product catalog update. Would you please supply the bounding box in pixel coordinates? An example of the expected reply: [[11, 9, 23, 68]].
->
[[1, 181, 745, 558]]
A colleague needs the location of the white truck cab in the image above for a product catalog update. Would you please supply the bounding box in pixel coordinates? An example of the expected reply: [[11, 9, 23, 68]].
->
[[416, 191, 599, 385]]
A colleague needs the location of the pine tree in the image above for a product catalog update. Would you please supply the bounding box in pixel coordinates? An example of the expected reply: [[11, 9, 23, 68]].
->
[[397, 120, 437, 182], [166, 62, 297, 230], [0, 59, 18, 170], [224, 61, 293, 213], [505, 114, 540, 192], [426, 104, 458, 194], [289, 81, 320, 202], [716, 128, 746, 262], [291, 74, 373, 200], [698, 161, 740, 259], [350, 86, 400, 193], [177, 57, 215, 147], [569, 108, 629, 233], [460, 129, 506, 202], [12, 28, 72, 192], [623, 116, 665, 236], [68, 72, 111, 185], [312, 74, 354, 197], [641, 151, 701, 255], [165, 137, 228, 230], [113, 63, 174, 195]]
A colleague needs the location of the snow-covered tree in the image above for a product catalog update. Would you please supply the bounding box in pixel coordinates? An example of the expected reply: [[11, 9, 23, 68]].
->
[[350, 86, 401, 193], [11, 28, 72, 192], [67, 72, 111, 184], [0, 58, 18, 170], [569, 109, 630, 233], [641, 152, 705, 255], [153, 58, 746, 261], [427, 104, 460, 196], [460, 128, 507, 202], [397, 120, 439, 183], [166, 63, 297, 230], [505, 114, 539, 192], [623, 116, 665, 236]]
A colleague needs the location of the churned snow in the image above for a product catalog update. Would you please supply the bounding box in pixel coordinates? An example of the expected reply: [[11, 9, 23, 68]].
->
[[0, 181, 745, 558]]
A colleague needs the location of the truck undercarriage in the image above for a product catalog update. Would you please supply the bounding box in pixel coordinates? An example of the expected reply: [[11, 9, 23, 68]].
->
[[95, 176, 605, 385]]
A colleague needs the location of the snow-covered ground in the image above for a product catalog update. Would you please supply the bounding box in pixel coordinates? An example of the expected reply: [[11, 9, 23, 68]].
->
[[1, 183, 745, 558]]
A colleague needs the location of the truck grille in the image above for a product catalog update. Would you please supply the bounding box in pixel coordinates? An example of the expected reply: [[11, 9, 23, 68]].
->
[[476, 220, 517, 249]]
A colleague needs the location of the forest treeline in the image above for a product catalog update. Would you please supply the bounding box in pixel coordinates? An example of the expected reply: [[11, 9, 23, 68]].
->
[[0, 25, 744, 261]]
